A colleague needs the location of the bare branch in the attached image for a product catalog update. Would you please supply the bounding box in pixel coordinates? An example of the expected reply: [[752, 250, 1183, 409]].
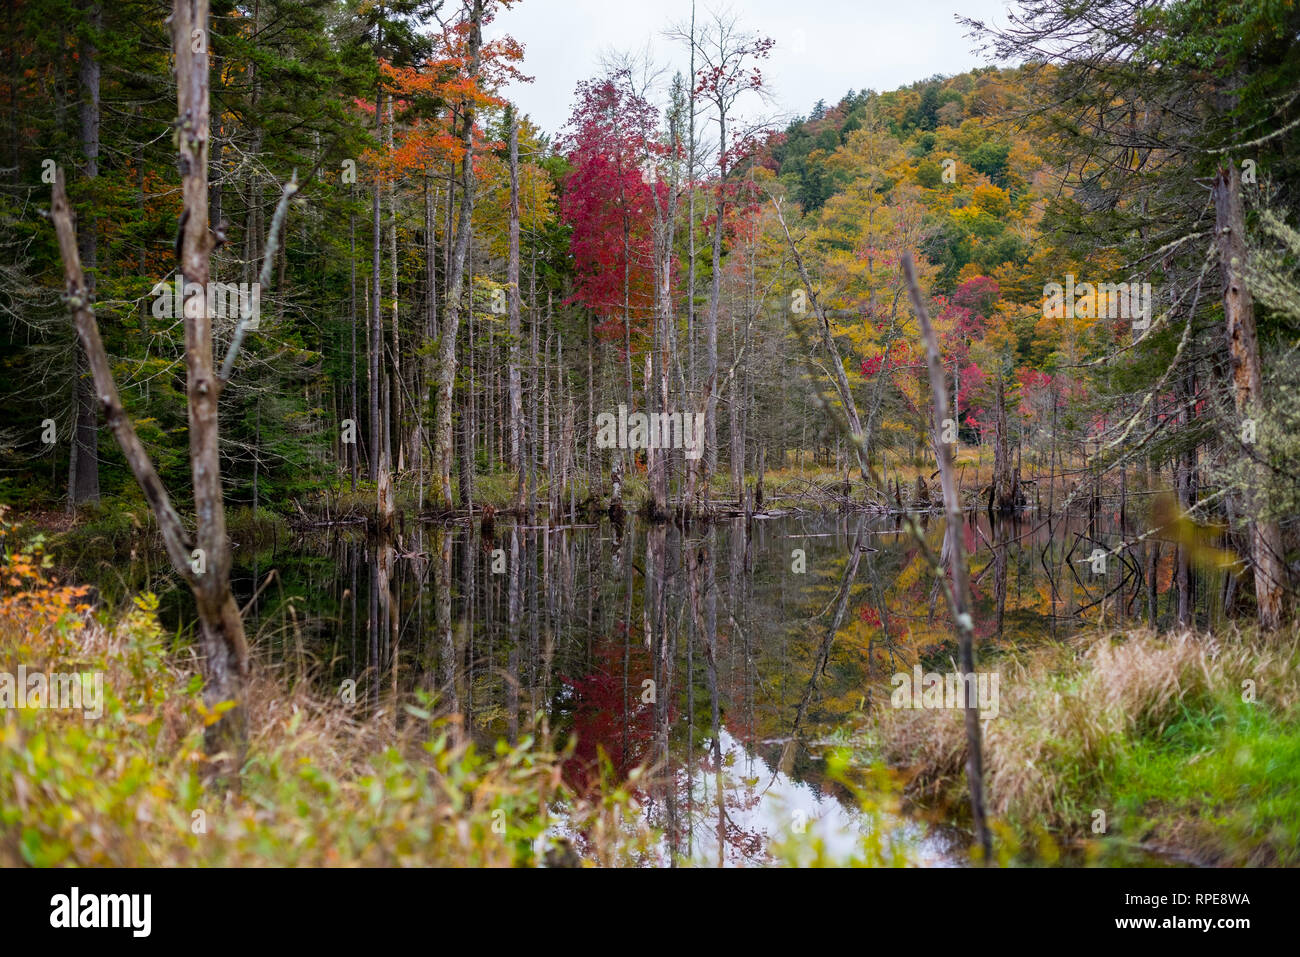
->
[[219, 170, 298, 383], [50, 168, 195, 584]]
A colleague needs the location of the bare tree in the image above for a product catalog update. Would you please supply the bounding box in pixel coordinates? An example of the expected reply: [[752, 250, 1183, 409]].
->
[[1214, 163, 1287, 629], [50, 0, 296, 771], [507, 111, 524, 497], [68, 0, 101, 508], [677, 9, 772, 503], [903, 252, 991, 862], [432, 0, 485, 508], [771, 198, 873, 488]]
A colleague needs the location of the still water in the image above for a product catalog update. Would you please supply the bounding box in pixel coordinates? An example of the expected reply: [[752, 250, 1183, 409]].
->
[[88, 507, 1205, 865]]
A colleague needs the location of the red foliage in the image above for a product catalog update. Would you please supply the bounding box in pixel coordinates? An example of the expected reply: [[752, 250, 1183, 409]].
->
[[859, 341, 916, 377], [559, 73, 663, 337], [939, 275, 999, 365]]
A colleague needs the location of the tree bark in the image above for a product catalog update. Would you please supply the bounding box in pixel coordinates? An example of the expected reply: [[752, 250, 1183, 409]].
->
[[387, 94, 403, 473], [52, 0, 300, 774], [369, 78, 383, 482], [432, 0, 483, 507], [54, 0, 256, 775], [507, 114, 523, 483], [1213, 163, 1285, 630], [69, 0, 101, 508], [991, 370, 1018, 513], [702, 110, 724, 488], [349, 187, 358, 491], [170, 0, 250, 770]]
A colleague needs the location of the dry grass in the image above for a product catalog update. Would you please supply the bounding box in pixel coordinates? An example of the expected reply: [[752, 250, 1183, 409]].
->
[[872, 624, 1300, 862]]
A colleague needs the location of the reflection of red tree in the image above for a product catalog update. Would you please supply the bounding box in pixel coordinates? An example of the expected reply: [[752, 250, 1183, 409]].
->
[[722, 714, 756, 746], [560, 636, 658, 796]]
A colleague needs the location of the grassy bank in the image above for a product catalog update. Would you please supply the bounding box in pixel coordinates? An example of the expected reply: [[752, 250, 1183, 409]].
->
[[872, 625, 1300, 865]]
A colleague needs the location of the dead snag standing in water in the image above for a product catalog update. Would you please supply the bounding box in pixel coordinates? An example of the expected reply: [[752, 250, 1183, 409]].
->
[[902, 252, 992, 863]]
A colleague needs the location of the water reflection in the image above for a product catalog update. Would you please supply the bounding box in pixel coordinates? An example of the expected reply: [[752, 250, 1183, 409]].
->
[[107, 508, 1217, 865]]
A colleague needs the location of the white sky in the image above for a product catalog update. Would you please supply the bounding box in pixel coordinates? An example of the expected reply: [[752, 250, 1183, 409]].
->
[[484, 0, 1017, 138]]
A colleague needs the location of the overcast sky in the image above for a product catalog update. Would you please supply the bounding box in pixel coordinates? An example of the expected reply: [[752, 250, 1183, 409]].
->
[[483, 0, 1017, 138]]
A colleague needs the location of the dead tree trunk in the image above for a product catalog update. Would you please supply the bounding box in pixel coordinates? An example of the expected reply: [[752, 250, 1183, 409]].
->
[[349, 184, 359, 492], [772, 199, 874, 490], [991, 370, 1018, 513], [507, 114, 524, 487], [51, 0, 294, 774], [432, 0, 484, 507], [1213, 163, 1286, 630], [69, 0, 101, 508], [369, 69, 383, 483], [170, 0, 247, 768], [903, 252, 991, 862], [386, 94, 403, 474]]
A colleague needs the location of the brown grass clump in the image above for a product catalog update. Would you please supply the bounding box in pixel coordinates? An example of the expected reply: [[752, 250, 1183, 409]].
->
[[1083, 626, 1300, 733], [872, 624, 1300, 849]]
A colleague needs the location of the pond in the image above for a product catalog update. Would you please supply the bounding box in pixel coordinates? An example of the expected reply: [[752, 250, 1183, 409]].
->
[[79, 506, 1208, 866]]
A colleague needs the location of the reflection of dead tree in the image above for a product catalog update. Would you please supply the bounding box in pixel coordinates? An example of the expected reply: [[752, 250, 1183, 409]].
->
[[645, 522, 679, 861], [506, 526, 522, 744], [781, 517, 869, 773], [768, 233, 993, 858], [685, 529, 728, 867], [863, 545, 900, 680], [992, 516, 1010, 637], [377, 531, 399, 725], [1067, 530, 1144, 622], [434, 527, 454, 733]]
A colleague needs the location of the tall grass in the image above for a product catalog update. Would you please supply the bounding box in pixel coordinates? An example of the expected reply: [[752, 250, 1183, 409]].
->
[[871, 625, 1300, 864]]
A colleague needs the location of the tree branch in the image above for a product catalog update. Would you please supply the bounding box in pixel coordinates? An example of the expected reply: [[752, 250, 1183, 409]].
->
[[51, 167, 196, 584], [218, 170, 297, 384], [770, 195, 872, 481]]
